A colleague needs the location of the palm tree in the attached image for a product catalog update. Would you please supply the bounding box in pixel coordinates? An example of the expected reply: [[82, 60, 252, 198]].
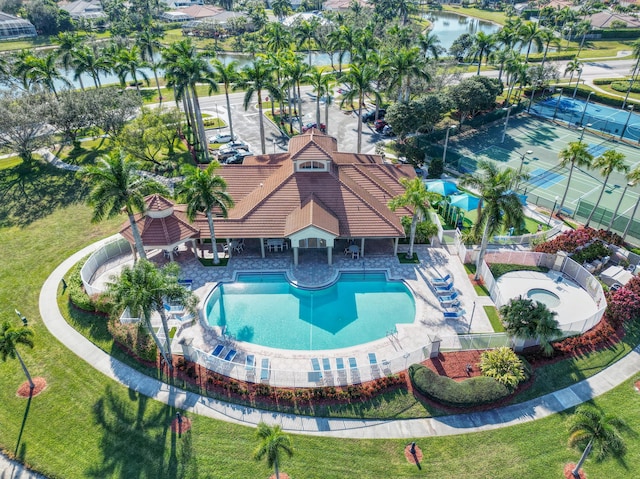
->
[[211, 60, 240, 141], [264, 22, 292, 54], [340, 63, 380, 153], [271, 0, 292, 21], [309, 67, 331, 127], [14, 51, 69, 99], [585, 150, 628, 227], [622, 166, 640, 240], [418, 31, 441, 61], [284, 56, 310, 124], [294, 18, 319, 65], [239, 60, 276, 154], [459, 161, 527, 280], [388, 177, 437, 259], [71, 44, 106, 89], [567, 405, 626, 479], [82, 152, 167, 260], [500, 297, 561, 355], [472, 32, 495, 75], [386, 47, 429, 103], [564, 59, 583, 92], [622, 38, 640, 109], [518, 21, 544, 63], [114, 45, 149, 93], [556, 142, 594, 217], [177, 163, 234, 265], [55, 32, 84, 75], [137, 28, 164, 103], [253, 422, 294, 479], [539, 28, 560, 70], [490, 48, 518, 82], [107, 260, 197, 371], [0, 319, 35, 391]]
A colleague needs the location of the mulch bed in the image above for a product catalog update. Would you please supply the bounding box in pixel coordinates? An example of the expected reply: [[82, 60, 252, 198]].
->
[[564, 463, 586, 479], [16, 377, 47, 398], [635, 380, 640, 392], [423, 350, 483, 381], [404, 444, 423, 465]]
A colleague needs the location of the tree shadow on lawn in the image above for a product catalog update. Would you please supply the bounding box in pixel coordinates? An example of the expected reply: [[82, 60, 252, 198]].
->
[[0, 162, 88, 228], [88, 385, 197, 479]]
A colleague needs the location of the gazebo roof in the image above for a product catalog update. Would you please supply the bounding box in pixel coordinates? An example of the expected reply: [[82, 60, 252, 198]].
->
[[119, 195, 200, 249]]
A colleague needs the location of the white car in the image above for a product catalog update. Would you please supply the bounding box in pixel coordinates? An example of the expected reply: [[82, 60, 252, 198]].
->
[[209, 133, 236, 144]]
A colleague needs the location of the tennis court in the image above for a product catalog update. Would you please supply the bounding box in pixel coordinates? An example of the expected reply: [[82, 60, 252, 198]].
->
[[530, 96, 640, 142], [445, 115, 640, 236]]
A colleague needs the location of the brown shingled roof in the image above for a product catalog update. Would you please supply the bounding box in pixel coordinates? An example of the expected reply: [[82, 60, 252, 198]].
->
[[284, 195, 340, 236]]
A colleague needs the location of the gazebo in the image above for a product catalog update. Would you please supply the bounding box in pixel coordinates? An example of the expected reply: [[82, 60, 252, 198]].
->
[[119, 194, 200, 261]]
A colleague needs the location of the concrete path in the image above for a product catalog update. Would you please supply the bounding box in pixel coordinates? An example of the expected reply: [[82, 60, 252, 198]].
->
[[0, 454, 46, 479], [38, 237, 640, 440]]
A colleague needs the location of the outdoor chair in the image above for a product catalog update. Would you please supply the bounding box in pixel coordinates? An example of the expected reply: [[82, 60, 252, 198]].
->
[[245, 354, 255, 372], [430, 274, 451, 286], [322, 358, 331, 371], [260, 358, 270, 381], [224, 349, 237, 362], [438, 291, 459, 304], [311, 358, 322, 372], [336, 358, 345, 371], [348, 357, 358, 371], [368, 353, 378, 365], [211, 344, 224, 357], [443, 310, 466, 319], [435, 283, 455, 294]]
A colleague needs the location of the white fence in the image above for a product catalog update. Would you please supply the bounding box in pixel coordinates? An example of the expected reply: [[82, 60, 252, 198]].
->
[[181, 340, 435, 387], [81, 236, 132, 296], [490, 222, 564, 246], [440, 333, 512, 351]]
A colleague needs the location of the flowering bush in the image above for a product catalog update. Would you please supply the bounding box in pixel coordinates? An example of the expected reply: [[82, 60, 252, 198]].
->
[[606, 287, 640, 327], [479, 347, 527, 389], [534, 227, 623, 254]]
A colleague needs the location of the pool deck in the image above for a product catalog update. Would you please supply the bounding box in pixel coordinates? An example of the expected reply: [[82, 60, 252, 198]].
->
[[92, 243, 494, 387]]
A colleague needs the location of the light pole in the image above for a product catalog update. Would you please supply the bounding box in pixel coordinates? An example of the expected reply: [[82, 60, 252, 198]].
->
[[501, 105, 514, 143], [623, 183, 639, 241], [621, 104, 635, 140], [609, 181, 634, 231], [516, 149, 533, 188], [578, 122, 592, 143], [215, 103, 220, 131], [548, 196, 559, 225], [579, 91, 594, 126], [552, 88, 563, 120], [272, 138, 276, 154], [442, 124, 456, 166], [528, 81, 542, 113]]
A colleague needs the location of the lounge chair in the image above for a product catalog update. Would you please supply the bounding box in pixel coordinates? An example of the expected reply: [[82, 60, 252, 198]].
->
[[348, 357, 357, 370], [443, 309, 466, 319], [224, 349, 237, 362], [438, 292, 459, 304], [245, 354, 255, 371], [322, 358, 331, 371], [368, 353, 378, 365], [435, 283, 455, 294], [430, 274, 451, 286], [554, 275, 563, 284], [260, 358, 270, 381], [178, 279, 193, 290], [211, 344, 224, 357], [336, 358, 345, 370]]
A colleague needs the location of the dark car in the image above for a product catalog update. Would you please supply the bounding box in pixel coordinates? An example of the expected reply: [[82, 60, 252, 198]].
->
[[301, 122, 326, 133], [216, 148, 239, 161], [225, 151, 253, 164], [362, 108, 386, 122]]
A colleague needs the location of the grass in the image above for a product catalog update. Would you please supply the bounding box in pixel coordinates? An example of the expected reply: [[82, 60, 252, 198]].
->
[[484, 305, 504, 332], [0, 156, 22, 170], [463, 264, 490, 296], [397, 252, 420, 263], [440, 4, 507, 24], [3, 165, 640, 478], [198, 257, 229, 267]]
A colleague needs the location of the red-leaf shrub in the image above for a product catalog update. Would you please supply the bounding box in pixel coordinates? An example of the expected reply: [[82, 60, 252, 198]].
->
[[606, 287, 640, 327], [534, 227, 623, 254]]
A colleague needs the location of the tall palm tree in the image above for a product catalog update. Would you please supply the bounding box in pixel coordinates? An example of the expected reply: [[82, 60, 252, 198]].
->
[[567, 405, 626, 479], [253, 422, 294, 479], [161, 40, 215, 163], [137, 28, 164, 103], [585, 150, 628, 227], [82, 152, 167, 260], [71, 44, 106, 89], [264, 22, 292, 54], [14, 51, 69, 99], [564, 59, 583, 92], [472, 32, 495, 75], [340, 63, 380, 153], [418, 31, 441, 61], [388, 177, 436, 259], [309, 67, 330, 127], [107, 260, 197, 371], [284, 56, 310, 124], [539, 28, 560, 70], [490, 48, 517, 82], [459, 161, 527, 280], [386, 47, 429, 103], [622, 166, 640, 240], [239, 60, 276, 154], [177, 163, 234, 265], [500, 297, 561, 355], [294, 18, 319, 65], [622, 38, 640, 109], [556, 142, 594, 217], [518, 21, 544, 63], [55, 31, 84, 75], [212, 60, 240, 141], [0, 319, 35, 391], [114, 45, 149, 93], [270, 0, 292, 21]]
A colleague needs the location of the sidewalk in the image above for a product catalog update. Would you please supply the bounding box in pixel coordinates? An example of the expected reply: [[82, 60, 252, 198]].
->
[[37, 237, 640, 441]]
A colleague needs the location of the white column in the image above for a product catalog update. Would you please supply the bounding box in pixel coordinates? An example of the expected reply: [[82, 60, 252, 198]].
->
[[260, 238, 265, 258], [327, 246, 332, 265], [293, 247, 299, 266], [394, 237, 399, 256], [360, 238, 365, 257], [192, 239, 198, 259], [226, 238, 232, 258]]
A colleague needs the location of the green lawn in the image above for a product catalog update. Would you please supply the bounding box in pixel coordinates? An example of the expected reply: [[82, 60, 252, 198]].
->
[[3, 163, 640, 478], [440, 5, 507, 24], [0, 156, 22, 170], [484, 305, 504, 332]]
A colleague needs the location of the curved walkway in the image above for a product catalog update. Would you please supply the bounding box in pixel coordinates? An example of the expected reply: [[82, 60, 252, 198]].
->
[[40, 237, 640, 439]]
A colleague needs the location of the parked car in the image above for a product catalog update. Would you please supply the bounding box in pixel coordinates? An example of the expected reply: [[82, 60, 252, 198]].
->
[[225, 151, 254, 165], [362, 108, 386, 122], [228, 140, 249, 151], [216, 148, 239, 161], [382, 125, 394, 136], [209, 133, 236, 144], [301, 122, 326, 133]]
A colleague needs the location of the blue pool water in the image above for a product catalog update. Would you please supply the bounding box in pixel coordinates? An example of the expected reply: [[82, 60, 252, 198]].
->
[[204, 272, 415, 350]]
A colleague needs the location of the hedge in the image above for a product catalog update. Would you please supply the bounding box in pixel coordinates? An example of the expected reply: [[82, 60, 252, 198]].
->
[[408, 364, 511, 407], [67, 259, 112, 315], [488, 263, 549, 279], [597, 28, 640, 39], [611, 80, 640, 94]]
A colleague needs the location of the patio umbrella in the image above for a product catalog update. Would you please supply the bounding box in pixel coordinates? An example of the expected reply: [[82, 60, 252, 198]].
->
[[425, 180, 458, 196], [505, 189, 528, 206], [449, 193, 480, 212]]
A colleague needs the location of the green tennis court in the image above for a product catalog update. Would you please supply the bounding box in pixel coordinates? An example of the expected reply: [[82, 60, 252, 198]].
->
[[446, 115, 640, 234]]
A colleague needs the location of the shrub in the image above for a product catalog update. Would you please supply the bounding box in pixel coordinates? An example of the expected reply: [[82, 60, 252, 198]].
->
[[408, 364, 511, 407], [108, 321, 157, 362], [67, 258, 113, 314], [570, 241, 610, 264], [479, 347, 527, 389], [611, 80, 640, 94], [488, 263, 549, 278], [534, 227, 623, 254]]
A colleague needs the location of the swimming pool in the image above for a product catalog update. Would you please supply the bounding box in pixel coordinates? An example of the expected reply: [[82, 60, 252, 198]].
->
[[204, 272, 416, 350], [527, 288, 561, 308]]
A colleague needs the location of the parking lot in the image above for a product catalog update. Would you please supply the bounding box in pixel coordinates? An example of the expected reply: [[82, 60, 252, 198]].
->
[[197, 85, 389, 156]]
